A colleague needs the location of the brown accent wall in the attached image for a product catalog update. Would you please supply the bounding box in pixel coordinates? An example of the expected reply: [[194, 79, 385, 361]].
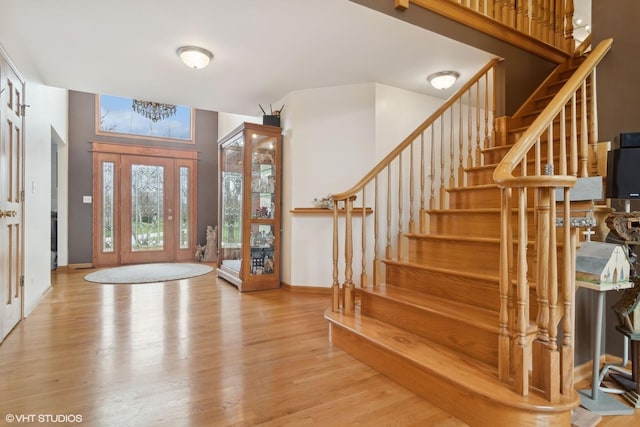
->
[[68, 91, 218, 264], [350, 0, 557, 116], [592, 0, 640, 360]]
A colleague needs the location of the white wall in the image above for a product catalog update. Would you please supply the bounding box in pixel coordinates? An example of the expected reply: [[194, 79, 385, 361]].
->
[[218, 112, 260, 139], [280, 83, 376, 287], [23, 82, 68, 316], [279, 83, 444, 288], [374, 84, 442, 161]]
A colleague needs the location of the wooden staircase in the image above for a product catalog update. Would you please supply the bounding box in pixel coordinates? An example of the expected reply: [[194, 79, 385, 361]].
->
[[325, 40, 614, 426]]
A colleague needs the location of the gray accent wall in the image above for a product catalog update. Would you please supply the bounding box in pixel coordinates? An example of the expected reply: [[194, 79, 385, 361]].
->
[[68, 90, 218, 264]]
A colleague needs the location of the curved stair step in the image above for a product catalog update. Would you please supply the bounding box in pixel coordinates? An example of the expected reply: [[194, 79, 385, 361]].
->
[[325, 309, 578, 427]]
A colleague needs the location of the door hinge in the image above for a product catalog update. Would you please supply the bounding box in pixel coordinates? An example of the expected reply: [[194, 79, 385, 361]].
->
[[20, 104, 30, 115], [20, 275, 24, 287], [21, 190, 25, 202]]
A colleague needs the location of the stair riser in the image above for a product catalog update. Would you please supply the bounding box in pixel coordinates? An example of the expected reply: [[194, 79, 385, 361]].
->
[[329, 324, 572, 427], [408, 237, 541, 277], [448, 186, 501, 209], [483, 141, 568, 164], [533, 93, 588, 111], [384, 263, 500, 311], [428, 210, 535, 238], [409, 238, 500, 274], [466, 161, 542, 186], [447, 186, 537, 209], [361, 292, 498, 366]]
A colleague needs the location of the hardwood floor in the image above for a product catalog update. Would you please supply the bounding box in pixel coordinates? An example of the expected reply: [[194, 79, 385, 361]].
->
[[0, 267, 637, 426], [0, 267, 465, 427]]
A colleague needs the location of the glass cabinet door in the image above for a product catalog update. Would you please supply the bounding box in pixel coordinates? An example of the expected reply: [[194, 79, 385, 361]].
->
[[249, 132, 278, 276], [220, 134, 244, 272]]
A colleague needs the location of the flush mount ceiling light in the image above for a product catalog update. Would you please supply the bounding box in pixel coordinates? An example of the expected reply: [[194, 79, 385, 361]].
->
[[427, 71, 460, 90], [177, 46, 213, 69]]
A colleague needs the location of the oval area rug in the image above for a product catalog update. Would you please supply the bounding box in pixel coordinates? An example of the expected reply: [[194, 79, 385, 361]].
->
[[84, 263, 214, 284]]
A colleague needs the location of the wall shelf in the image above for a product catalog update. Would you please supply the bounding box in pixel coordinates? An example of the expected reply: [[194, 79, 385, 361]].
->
[[291, 207, 373, 215]]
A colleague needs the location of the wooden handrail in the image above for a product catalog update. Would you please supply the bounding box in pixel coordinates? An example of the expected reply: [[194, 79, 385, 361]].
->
[[574, 34, 593, 57], [332, 57, 501, 202], [493, 38, 613, 187]]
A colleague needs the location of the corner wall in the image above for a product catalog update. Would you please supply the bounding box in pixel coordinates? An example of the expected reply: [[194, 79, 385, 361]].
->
[[23, 82, 68, 316], [280, 83, 442, 288]]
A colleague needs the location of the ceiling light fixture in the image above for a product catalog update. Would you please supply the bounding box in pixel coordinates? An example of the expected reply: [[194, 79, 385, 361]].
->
[[427, 71, 460, 90], [177, 46, 213, 69]]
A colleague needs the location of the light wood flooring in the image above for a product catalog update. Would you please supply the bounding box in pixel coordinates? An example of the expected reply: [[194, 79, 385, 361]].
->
[[0, 266, 637, 426]]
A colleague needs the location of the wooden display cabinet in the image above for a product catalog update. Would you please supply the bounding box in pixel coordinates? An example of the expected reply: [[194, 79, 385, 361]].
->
[[217, 122, 282, 291]]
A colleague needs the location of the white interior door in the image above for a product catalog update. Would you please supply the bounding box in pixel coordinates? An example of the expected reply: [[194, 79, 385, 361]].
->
[[0, 55, 24, 342]]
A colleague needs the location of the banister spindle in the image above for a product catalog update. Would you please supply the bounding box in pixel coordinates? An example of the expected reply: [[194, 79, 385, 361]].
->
[[475, 81, 482, 164], [536, 189, 551, 347], [484, 73, 490, 151], [565, 0, 575, 53], [545, 0, 553, 44], [545, 183, 559, 402], [515, 186, 530, 396], [589, 70, 599, 176], [467, 90, 473, 168], [361, 189, 368, 289], [570, 92, 578, 176], [410, 142, 416, 234], [560, 105, 567, 176], [562, 194, 576, 395], [398, 156, 404, 261], [516, 0, 524, 31], [499, 187, 511, 382], [547, 121, 554, 174], [373, 176, 380, 287], [449, 106, 456, 188], [332, 202, 340, 312], [430, 126, 437, 210], [420, 132, 426, 233], [554, 0, 564, 49], [344, 197, 355, 314], [440, 118, 446, 209], [458, 97, 465, 186], [580, 80, 589, 177], [386, 165, 392, 259], [535, 136, 542, 176]]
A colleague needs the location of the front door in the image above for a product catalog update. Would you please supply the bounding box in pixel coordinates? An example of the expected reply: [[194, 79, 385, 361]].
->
[[0, 55, 24, 341], [92, 143, 198, 266], [121, 155, 176, 264]]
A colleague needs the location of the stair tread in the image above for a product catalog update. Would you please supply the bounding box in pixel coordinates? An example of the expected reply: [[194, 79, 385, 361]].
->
[[325, 308, 576, 411], [366, 283, 499, 330], [446, 183, 498, 192]]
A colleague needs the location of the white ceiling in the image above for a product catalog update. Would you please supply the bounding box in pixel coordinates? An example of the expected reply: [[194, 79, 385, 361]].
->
[[0, 0, 496, 116], [0, 1, 591, 117]]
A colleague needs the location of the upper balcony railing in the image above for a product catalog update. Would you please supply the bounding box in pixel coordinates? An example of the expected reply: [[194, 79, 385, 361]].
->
[[394, 0, 575, 63]]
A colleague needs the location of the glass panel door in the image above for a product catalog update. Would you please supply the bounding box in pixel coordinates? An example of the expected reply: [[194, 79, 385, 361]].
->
[[92, 144, 198, 266], [120, 155, 175, 264], [248, 132, 278, 277], [220, 134, 244, 272]]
